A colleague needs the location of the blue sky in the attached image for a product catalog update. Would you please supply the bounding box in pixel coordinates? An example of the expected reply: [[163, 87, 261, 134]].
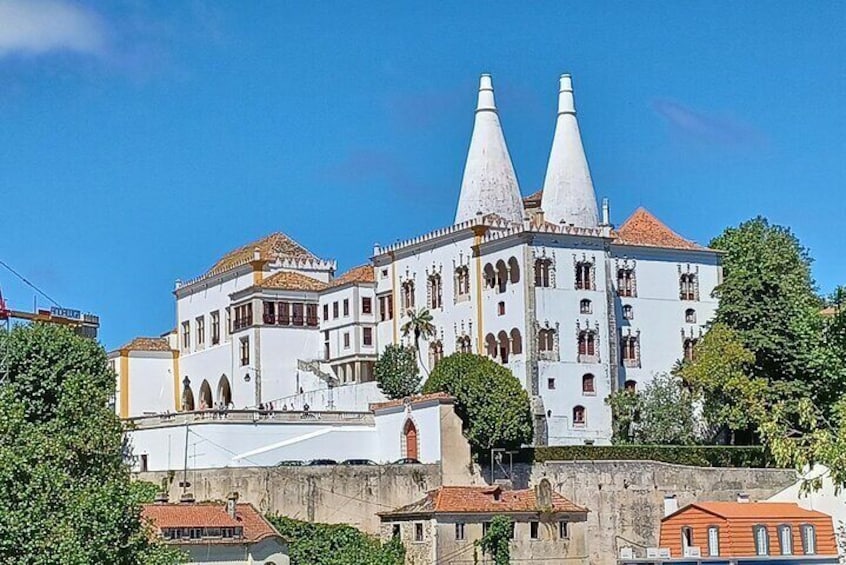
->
[[0, 1, 842, 349]]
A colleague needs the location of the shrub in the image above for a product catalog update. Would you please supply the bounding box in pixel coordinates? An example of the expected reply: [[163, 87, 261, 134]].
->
[[374, 344, 421, 400]]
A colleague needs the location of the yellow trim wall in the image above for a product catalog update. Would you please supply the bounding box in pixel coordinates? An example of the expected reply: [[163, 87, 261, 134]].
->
[[119, 351, 129, 419], [472, 226, 487, 352]]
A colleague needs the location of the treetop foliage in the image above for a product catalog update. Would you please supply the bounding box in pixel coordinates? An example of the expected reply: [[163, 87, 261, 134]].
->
[[374, 344, 421, 400]]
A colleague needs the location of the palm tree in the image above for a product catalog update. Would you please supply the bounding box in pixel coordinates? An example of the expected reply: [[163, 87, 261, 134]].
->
[[401, 308, 436, 375]]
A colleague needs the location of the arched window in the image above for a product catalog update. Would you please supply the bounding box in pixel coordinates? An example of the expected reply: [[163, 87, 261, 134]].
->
[[680, 273, 698, 301], [401, 280, 415, 310], [624, 379, 637, 392], [497, 330, 509, 363], [508, 257, 520, 284], [484, 263, 496, 289], [454, 266, 471, 301], [621, 335, 640, 367], [495, 260, 508, 293], [801, 524, 816, 554], [538, 328, 555, 355], [575, 261, 593, 290], [777, 524, 792, 555], [582, 374, 595, 394], [683, 338, 697, 362], [457, 335, 472, 354], [402, 419, 419, 461], [510, 329, 522, 355], [428, 274, 442, 310], [217, 375, 232, 406], [485, 333, 498, 358], [580, 299, 592, 314], [572, 405, 586, 426], [181, 382, 195, 412], [707, 525, 720, 556], [535, 258, 552, 288], [429, 340, 444, 368], [622, 304, 633, 320], [199, 380, 213, 410], [617, 268, 636, 297], [754, 525, 769, 556], [577, 330, 597, 361]]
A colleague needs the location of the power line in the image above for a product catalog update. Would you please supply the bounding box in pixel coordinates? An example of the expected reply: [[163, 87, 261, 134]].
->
[[0, 258, 61, 307]]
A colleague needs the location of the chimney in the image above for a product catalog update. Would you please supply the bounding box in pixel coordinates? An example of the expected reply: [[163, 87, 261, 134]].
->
[[227, 492, 239, 518], [179, 492, 195, 504], [601, 198, 610, 226], [154, 491, 169, 505], [737, 493, 750, 503], [663, 494, 678, 516], [373, 243, 381, 256]]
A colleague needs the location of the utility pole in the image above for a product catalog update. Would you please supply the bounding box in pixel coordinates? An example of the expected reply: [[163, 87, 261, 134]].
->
[[181, 423, 190, 498]]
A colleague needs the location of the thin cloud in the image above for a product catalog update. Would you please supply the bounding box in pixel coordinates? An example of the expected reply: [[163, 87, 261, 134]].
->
[[324, 149, 432, 197], [652, 99, 766, 147], [0, 0, 106, 58]]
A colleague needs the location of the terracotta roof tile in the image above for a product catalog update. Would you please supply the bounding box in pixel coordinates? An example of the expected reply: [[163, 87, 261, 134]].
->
[[691, 501, 832, 520], [205, 232, 317, 278], [614, 207, 707, 251], [327, 265, 375, 289], [256, 271, 327, 291], [141, 502, 280, 544], [369, 392, 453, 412], [118, 337, 174, 353], [523, 189, 543, 208], [382, 486, 588, 517]]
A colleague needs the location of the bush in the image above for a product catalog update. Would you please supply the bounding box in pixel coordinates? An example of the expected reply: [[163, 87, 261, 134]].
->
[[513, 445, 777, 468], [422, 353, 533, 453], [266, 515, 404, 565], [374, 344, 421, 400]]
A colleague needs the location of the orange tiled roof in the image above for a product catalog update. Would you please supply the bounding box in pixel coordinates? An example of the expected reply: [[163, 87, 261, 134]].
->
[[142, 502, 280, 544], [327, 264, 375, 288], [204, 232, 317, 278], [256, 271, 327, 291], [690, 501, 832, 520], [118, 337, 174, 353], [523, 189, 543, 208], [381, 486, 588, 517], [369, 392, 453, 412], [614, 208, 707, 251]]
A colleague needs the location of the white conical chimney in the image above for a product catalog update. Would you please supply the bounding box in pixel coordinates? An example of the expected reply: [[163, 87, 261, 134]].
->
[[540, 74, 600, 228], [454, 74, 524, 225]]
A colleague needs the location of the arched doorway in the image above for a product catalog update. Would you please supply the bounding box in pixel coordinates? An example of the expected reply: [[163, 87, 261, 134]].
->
[[199, 380, 213, 410], [181, 384, 195, 412], [217, 375, 232, 406], [402, 419, 419, 461]]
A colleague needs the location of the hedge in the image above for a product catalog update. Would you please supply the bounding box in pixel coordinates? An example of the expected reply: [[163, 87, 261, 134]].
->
[[505, 445, 779, 468]]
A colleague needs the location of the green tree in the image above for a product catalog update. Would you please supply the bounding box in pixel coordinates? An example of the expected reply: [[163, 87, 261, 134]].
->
[[374, 344, 421, 400], [0, 323, 183, 564], [400, 308, 436, 373], [606, 373, 699, 445], [476, 515, 512, 565], [710, 217, 839, 412], [675, 323, 766, 444], [266, 515, 404, 565], [422, 353, 533, 453]]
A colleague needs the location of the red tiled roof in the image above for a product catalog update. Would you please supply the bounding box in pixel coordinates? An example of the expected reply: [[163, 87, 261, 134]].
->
[[523, 189, 543, 208], [256, 271, 327, 291], [326, 264, 375, 288], [205, 232, 318, 278], [141, 502, 280, 544], [614, 207, 707, 251], [369, 392, 453, 412], [117, 337, 174, 353], [381, 486, 588, 517], [688, 501, 833, 520]]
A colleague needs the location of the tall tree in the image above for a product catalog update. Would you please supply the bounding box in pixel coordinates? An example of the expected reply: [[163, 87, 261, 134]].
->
[[400, 308, 436, 374], [373, 344, 421, 400], [0, 324, 183, 564]]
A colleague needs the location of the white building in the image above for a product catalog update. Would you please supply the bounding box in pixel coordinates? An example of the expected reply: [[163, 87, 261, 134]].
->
[[113, 73, 720, 447]]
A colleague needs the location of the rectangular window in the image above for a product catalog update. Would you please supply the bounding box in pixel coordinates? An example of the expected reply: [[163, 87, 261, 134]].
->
[[333, 301, 339, 318], [262, 301, 276, 324], [778, 525, 792, 555], [239, 337, 250, 366], [392, 524, 400, 538], [379, 295, 394, 321], [483, 522, 490, 536], [234, 303, 253, 330], [363, 327, 373, 346], [455, 522, 465, 541], [343, 299, 349, 317], [381, 268, 388, 279], [292, 303, 304, 326], [548, 378, 555, 390], [306, 304, 318, 326], [195, 316, 205, 347], [559, 521, 569, 539], [181, 321, 190, 350], [414, 523, 424, 542], [343, 332, 350, 349], [278, 302, 290, 325], [802, 524, 816, 554], [530, 521, 539, 540], [211, 311, 220, 345], [362, 297, 372, 314], [708, 526, 719, 556], [497, 301, 505, 316], [323, 304, 329, 321]]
